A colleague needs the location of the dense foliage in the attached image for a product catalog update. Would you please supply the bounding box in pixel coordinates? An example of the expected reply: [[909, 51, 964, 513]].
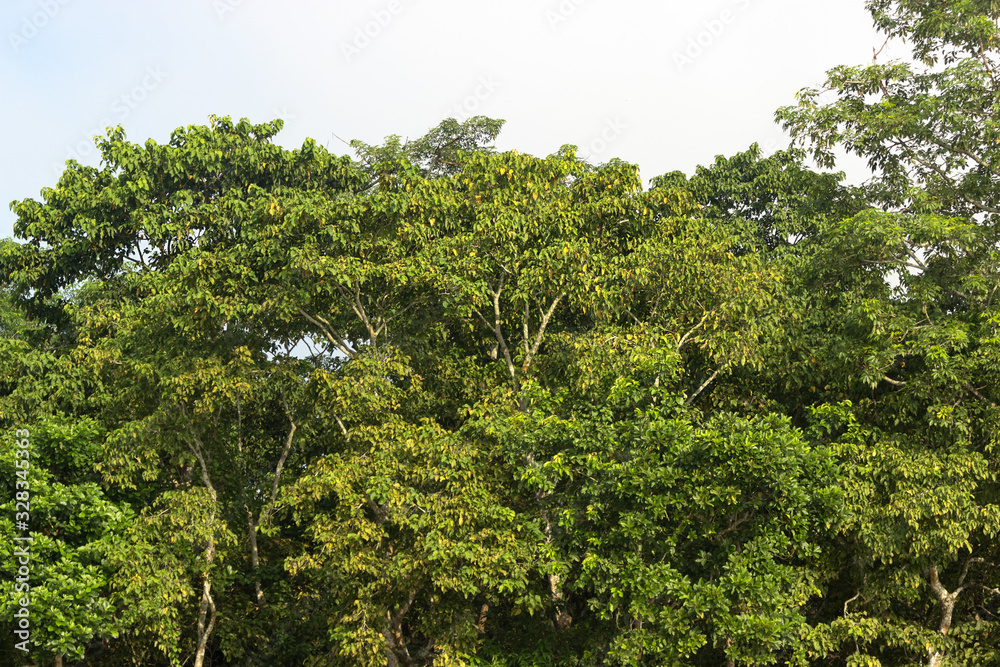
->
[[2, 2, 1000, 665]]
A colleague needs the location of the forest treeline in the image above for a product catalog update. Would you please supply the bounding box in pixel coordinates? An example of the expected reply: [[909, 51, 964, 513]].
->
[[2, 2, 1000, 665]]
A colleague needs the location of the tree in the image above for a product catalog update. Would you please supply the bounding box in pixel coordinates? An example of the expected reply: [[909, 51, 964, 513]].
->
[[13, 89, 999, 664], [0, 406, 134, 666], [3, 113, 843, 665], [2, 116, 370, 665], [349, 116, 506, 182], [776, 1, 1000, 222], [775, 3, 1000, 663]]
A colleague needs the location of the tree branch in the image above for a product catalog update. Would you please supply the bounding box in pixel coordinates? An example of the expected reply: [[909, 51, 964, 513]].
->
[[522, 292, 566, 375], [260, 402, 297, 528], [687, 368, 721, 404], [474, 276, 517, 382], [677, 311, 712, 352], [297, 308, 356, 358]]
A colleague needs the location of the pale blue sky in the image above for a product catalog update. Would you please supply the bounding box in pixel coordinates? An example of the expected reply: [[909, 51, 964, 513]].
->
[[2, 0, 905, 240]]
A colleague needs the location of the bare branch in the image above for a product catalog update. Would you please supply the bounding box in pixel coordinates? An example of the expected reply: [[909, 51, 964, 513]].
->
[[522, 292, 566, 375], [474, 277, 517, 382], [178, 407, 217, 498], [965, 383, 997, 408], [352, 282, 378, 343], [873, 36, 890, 64], [334, 414, 348, 438], [297, 308, 356, 358], [891, 138, 1000, 215], [687, 368, 721, 404], [844, 591, 861, 616], [380, 296, 429, 333], [677, 311, 712, 352], [260, 403, 297, 527], [956, 556, 984, 590], [523, 300, 530, 358]]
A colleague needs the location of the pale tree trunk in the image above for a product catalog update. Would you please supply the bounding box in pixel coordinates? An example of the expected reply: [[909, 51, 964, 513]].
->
[[383, 591, 417, 667], [382, 626, 401, 667], [242, 415, 297, 608], [545, 513, 571, 631], [184, 417, 220, 667], [533, 453, 571, 630], [927, 562, 953, 667], [926, 559, 980, 667], [192, 480, 218, 667], [245, 510, 264, 605], [550, 570, 572, 630], [235, 397, 265, 606], [477, 603, 490, 634], [194, 535, 217, 667], [725, 636, 735, 667], [237, 403, 297, 608], [477, 286, 573, 629]]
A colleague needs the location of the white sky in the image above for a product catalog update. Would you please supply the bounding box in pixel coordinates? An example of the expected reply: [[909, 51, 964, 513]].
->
[[1, 0, 908, 240]]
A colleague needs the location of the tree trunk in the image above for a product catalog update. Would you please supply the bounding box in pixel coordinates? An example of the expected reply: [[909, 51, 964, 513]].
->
[[477, 603, 489, 634], [382, 626, 401, 667], [544, 516, 572, 630], [926, 564, 960, 667], [246, 509, 264, 605], [193, 533, 217, 667], [185, 423, 220, 667], [550, 571, 572, 630], [383, 591, 417, 667], [480, 288, 572, 629]]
